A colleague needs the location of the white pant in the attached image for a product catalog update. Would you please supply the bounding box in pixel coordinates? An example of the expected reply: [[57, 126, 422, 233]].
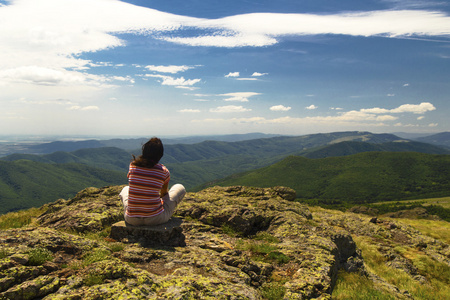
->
[[119, 184, 186, 226]]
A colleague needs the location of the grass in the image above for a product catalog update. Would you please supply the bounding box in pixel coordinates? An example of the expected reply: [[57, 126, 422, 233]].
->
[[0, 207, 45, 229], [0, 248, 9, 259], [337, 235, 450, 300], [236, 238, 290, 264], [84, 274, 106, 286], [82, 248, 112, 266], [259, 282, 286, 300], [333, 271, 395, 300], [253, 231, 281, 243], [395, 218, 450, 244], [375, 196, 450, 209], [27, 247, 53, 266]]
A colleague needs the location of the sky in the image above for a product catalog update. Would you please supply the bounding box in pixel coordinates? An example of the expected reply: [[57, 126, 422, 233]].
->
[[0, 0, 449, 137]]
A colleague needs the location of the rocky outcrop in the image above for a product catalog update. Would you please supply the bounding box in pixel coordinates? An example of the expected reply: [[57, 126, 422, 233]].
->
[[0, 185, 448, 299], [110, 218, 185, 247]]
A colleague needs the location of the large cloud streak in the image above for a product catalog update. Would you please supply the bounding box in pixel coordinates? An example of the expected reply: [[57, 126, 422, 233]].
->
[[1, 0, 449, 87]]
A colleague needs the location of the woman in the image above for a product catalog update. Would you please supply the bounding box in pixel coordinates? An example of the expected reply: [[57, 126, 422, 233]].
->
[[119, 137, 185, 226]]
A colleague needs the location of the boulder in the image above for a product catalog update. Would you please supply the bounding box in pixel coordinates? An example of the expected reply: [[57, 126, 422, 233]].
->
[[110, 218, 185, 247]]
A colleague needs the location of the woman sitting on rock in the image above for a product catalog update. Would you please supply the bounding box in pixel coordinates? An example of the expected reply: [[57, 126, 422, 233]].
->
[[119, 137, 186, 226]]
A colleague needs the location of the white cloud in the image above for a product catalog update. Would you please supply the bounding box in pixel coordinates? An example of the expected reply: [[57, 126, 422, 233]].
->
[[306, 104, 318, 110], [210, 105, 252, 113], [0, 66, 103, 86], [163, 10, 450, 47], [270, 105, 291, 111], [252, 72, 268, 77], [175, 86, 199, 90], [178, 108, 201, 113], [220, 92, 261, 102], [330, 107, 344, 110], [225, 72, 240, 77], [1, 0, 449, 92], [417, 116, 425, 120], [69, 105, 99, 111], [390, 102, 436, 114], [361, 102, 436, 114], [146, 74, 201, 86], [236, 78, 258, 81], [145, 65, 195, 74], [403, 83, 410, 87], [387, 93, 395, 96]]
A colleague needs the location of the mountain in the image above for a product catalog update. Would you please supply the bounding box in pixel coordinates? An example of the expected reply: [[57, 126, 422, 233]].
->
[[0, 160, 127, 214], [0, 185, 448, 299], [299, 140, 450, 159], [1, 147, 132, 172], [414, 132, 450, 148], [210, 152, 450, 203], [0, 133, 280, 156], [162, 131, 409, 164], [1, 132, 449, 212]]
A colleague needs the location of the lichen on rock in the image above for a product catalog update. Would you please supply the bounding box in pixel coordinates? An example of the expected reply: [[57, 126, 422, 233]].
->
[[1, 184, 447, 299]]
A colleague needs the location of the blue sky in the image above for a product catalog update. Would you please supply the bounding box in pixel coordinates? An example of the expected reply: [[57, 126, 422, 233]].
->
[[0, 0, 449, 137]]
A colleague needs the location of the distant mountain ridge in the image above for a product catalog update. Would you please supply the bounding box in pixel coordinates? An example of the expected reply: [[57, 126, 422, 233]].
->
[[0, 133, 279, 156], [414, 132, 450, 148], [1, 131, 449, 214], [210, 152, 450, 203], [299, 140, 450, 159]]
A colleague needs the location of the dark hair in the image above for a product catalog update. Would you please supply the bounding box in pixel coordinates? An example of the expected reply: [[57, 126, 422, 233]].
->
[[132, 137, 164, 168]]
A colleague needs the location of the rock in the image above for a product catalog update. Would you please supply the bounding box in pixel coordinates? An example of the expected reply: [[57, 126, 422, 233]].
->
[[37, 185, 125, 233], [109, 218, 185, 247], [349, 206, 379, 216], [331, 233, 357, 264], [382, 207, 440, 220], [369, 217, 378, 223], [1, 184, 448, 299]]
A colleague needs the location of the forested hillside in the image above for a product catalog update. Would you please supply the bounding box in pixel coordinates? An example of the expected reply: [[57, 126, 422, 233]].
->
[[0, 160, 126, 214], [211, 152, 450, 203], [1, 131, 449, 214], [1, 147, 132, 171]]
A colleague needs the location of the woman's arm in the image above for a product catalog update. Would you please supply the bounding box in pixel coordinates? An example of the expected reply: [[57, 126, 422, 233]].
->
[[160, 182, 169, 197]]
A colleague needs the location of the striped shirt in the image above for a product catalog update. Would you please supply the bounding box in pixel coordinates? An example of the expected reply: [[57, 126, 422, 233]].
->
[[125, 163, 170, 218]]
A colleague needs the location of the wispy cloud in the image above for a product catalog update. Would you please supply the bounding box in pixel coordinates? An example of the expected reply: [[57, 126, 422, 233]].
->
[[220, 92, 261, 102], [145, 65, 196, 74], [146, 74, 201, 86], [236, 78, 258, 81], [163, 10, 450, 47], [1, 0, 449, 90], [69, 105, 99, 111], [306, 104, 318, 110], [210, 105, 252, 113], [178, 108, 201, 113]]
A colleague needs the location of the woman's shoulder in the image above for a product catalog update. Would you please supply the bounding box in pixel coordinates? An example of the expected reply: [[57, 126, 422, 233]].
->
[[156, 163, 169, 172]]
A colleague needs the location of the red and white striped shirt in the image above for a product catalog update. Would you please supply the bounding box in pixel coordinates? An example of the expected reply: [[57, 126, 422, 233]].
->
[[126, 163, 170, 218]]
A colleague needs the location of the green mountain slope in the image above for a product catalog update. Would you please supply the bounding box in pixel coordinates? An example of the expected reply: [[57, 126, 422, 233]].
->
[[161, 131, 407, 163], [300, 140, 450, 159], [0, 160, 127, 214], [211, 152, 450, 203], [1, 147, 132, 171], [2, 133, 449, 193]]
